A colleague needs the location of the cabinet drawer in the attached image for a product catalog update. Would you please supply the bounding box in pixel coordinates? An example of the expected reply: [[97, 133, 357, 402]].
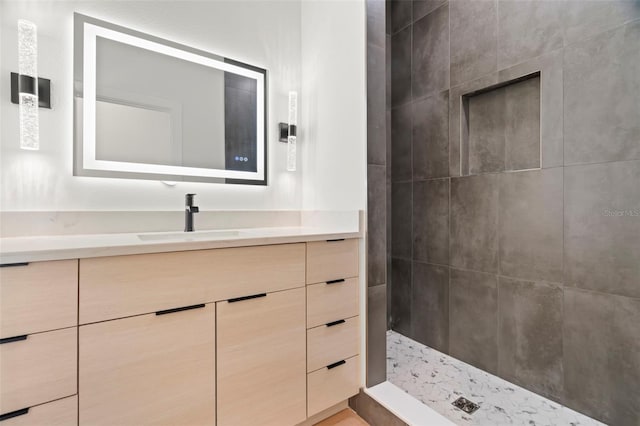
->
[[307, 316, 359, 372], [0, 395, 77, 426], [307, 278, 359, 328], [0, 327, 77, 415], [307, 355, 359, 417], [306, 239, 359, 284], [217, 287, 306, 426], [79, 303, 215, 426], [80, 243, 305, 323], [0, 260, 78, 338]]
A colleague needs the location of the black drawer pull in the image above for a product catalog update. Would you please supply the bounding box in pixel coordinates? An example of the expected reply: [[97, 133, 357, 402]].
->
[[156, 304, 205, 316], [0, 262, 29, 268], [327, 360, 346, 370], [228, 293, 267, 303], [326, 239, 345, 242], [0, 335, 27, 345], [326, 319, 346, 327], [0, 408, 29, 422], [326, 279, 345, 285]]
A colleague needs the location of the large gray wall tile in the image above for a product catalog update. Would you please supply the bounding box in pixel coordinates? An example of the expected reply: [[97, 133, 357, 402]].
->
[[391, 181, 412, 258], [390, 258, 412, 335], [413, 91, 449, 179], [450, 173, 499, 273], [386, 0, 393, 35], [562, 0, 640, 46], [413, 0, 447, 22], [368, 165, 387, 286], [367, 0, 387, 49], [386, 34, 392, 109], [450, 0, 497, 87], [564, 160, 640, 299], [390, 0, 412, 34], [467, 88, 506, 174], [387, 177, 392, 287], [387, 109, 392, 176], [368, 43, 387, 166], [391, 26, 412, 107], [367, 283, 388, 386], [497, 0, 564, 69], [391, 102, 412, 181], [504, 76, 540, 171], [564, 21, 640, 166], [387, 174, 392, 279], [450, 268, 499, 373], [411, 262, 449, 353], [563, 288, 640, 426], [498, 277, 563, 400], [413, 178, 449, 265], [499, 168, 563, 283], [412, 3, 449, 99]]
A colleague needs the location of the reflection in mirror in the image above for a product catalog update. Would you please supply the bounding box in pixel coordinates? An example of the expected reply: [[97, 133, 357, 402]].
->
[[74, 13, 267, 184]]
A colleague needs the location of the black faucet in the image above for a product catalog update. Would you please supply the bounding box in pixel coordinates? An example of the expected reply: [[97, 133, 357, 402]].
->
[[184, 193, 199, 232]]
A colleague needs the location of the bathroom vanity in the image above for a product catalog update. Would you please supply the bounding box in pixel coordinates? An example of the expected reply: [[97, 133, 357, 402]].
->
[[0, 233, 361, 426]]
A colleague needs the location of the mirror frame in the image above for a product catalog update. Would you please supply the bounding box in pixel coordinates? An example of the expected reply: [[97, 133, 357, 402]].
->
[[73, 13, 268, 185]]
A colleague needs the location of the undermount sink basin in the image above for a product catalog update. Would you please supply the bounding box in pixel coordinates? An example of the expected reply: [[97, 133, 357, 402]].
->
[[137, 230, 241, 242]]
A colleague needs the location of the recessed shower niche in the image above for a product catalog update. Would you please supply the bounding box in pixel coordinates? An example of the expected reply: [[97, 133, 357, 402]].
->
[[461, 73, 541, 175]]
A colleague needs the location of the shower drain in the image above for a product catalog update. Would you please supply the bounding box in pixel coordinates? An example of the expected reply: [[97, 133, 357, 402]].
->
[[452, 396, 480, 414]]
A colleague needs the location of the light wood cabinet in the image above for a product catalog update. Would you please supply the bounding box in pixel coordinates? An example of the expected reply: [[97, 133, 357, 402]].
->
[[305, 238, 360, 418], [2, 238, 360, 426], [0, 260, 78, 338], [79, 304, 215, 426], [217, 287, 306, 426], [307, 316, 359, 373], [80, 243, 305, 324], [307, 355, 360, 417], [307, 278, 359, 328], [306, 239, 359, 284], [0, 395, 77, 426], [0, 327, 77, 415]]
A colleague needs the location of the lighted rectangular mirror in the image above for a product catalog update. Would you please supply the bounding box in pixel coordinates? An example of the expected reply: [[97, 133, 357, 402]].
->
[[74, 13, 267, 184]]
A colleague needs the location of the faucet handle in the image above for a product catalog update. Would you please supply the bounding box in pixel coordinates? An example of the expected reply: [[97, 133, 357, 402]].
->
[[190, 206, 200, 213]]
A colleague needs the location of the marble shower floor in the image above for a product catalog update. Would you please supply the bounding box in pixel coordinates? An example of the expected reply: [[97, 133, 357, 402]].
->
[[387, 331, 605, 426]]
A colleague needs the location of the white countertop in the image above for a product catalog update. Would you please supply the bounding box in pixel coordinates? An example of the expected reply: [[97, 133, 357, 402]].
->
[[0, 226, 362, 264]]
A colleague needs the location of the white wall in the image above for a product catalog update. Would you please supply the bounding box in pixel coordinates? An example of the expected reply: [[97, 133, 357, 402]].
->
[[0, 0, 367, 213], [0, 0, 302, 211], [300, 0, 367, 212]]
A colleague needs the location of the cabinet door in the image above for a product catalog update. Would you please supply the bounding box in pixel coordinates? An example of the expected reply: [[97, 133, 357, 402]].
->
[[217, 288, 306, 426], [79, 304, 215, 426]]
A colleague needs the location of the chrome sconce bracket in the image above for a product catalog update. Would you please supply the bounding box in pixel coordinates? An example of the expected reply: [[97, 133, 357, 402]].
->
[[10, 72, 51, 109]]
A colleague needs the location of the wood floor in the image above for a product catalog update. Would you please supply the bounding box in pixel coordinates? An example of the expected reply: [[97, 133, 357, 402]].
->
[[315, 408, 369, 426]]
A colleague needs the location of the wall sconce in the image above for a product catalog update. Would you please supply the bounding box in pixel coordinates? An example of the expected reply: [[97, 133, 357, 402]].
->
[[279, 91, 298, 172], [10, 19, 51, 151]]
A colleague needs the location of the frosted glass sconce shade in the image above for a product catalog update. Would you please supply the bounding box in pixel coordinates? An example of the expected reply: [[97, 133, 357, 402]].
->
[[18, 19, 39, 150], [286, 91, 298, 171], [279, 91, 298, 171]]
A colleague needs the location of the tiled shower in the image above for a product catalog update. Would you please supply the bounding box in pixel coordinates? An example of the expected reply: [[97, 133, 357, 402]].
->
[[365, 1, 640, 425]]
